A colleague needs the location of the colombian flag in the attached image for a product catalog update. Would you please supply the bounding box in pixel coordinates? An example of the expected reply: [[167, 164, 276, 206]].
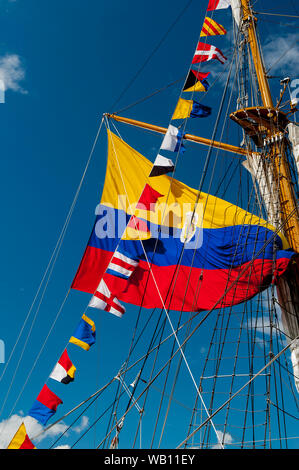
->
[[72, 130, 294, 313]]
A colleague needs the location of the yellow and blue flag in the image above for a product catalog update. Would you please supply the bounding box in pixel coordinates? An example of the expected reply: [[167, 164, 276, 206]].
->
[[172, 98, 211, 120], [69, 314, 96, 351]]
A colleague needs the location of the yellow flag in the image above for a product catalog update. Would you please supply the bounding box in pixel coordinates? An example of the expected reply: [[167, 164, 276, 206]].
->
[[172, 98, 193, 120], [183, 81, 207, 93]]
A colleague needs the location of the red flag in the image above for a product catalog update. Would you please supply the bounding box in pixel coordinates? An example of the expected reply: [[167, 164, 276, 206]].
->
[[207, 0, 231, 10], [136, 184, 164, 211]]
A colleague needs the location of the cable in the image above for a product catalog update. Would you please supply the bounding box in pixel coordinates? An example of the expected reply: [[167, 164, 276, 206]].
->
[[0, 117, 104, 424], [266, 38, 298, 75], [176, 335, 299, 449], [254, 11, 299, 18], [109, 0, 194, 112]]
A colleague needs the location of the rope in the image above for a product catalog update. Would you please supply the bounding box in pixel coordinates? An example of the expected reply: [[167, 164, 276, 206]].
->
[[265, 38, 299, 75], [176, 335, 299, 449], [0, 117, 105, 426], [254, 11, 299, 18], [104, 116, 224, 448], [109, 0, 194, 113]]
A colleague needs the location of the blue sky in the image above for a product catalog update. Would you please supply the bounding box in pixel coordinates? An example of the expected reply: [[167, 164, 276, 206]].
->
[[0, 0, 298, 449]]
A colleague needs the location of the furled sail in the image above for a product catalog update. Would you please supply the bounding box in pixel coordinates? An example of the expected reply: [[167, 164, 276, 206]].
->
[[243, 148, 299, 392], [242, 153, 279, 226], [72, 130, 294, 313]]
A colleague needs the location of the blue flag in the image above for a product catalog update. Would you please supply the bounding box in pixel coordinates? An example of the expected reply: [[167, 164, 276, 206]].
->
[[190, 101, 212, 118]]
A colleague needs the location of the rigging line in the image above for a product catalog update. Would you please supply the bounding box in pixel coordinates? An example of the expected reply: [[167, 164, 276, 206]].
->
[[266, 38, 298, 75], [145, 27, 242, 326], [96, 307, 295, 450], [176, 335, 299, 449], [234, 165, 280, 447], [101, 375, 123, 450], [116, 376, 142, 414], [108, 32, 241, 418], [71, 386, 129, 450], [113, 77, 184, 115], [269, 401, 299, 422], [47, 216, 295, 447], [272, 319, 289, 447], [40, 297, 198, 445], [149, 312, 185, 449], [48, 378, 117, 449], [105, 119, 185, 348], [217, 435, 299, 447], [32, 376, 116, 441], [164, 52, 245, 448], [109, 0, 194, 113], [157, 312, 194, 448], [5, 289, 71, 420], [113, 58, 231, 117], [124, 206, 297, 392], [51, 226, 294, 448], [0, 246, 71, 420], [254, 11, 299, 18], [0, 238, 72, 419], [0, 116, 104, 386], [274, 356, 299, 408], [104, 118, 222, 448], [101, 254, 293, 448], [130, 318, 169, 449], [257, 17, 299, 28], [168, 38, 250, 331], [35, 308, 219, 446], [0, 119, 103, 382], [151, 383, 193, 412], [275, 356, 299, 391], [221, 279, 256, 445], [102, 121, 207, 441], [0, 116, 105, 421], [119, 316, 168, 449]]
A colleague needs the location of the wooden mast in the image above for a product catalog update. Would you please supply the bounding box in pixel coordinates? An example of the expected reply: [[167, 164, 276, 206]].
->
[[108, 0, 299, 252], [240, 0, 299, 252], [240, 0, 299, 369]]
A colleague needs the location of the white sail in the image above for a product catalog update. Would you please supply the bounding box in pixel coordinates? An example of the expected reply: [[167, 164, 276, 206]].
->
[[287, 123, 299, 180], [242, 152, 279, 226]]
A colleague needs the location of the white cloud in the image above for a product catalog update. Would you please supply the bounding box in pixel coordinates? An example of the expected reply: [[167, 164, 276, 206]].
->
[[72, 416, 89, 434], [0, 54, 26, 94], [206, 32, 299, 93], [212, 430, 234, 449], [262, 32, 299, 76], [0, 413, 89, 449]]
